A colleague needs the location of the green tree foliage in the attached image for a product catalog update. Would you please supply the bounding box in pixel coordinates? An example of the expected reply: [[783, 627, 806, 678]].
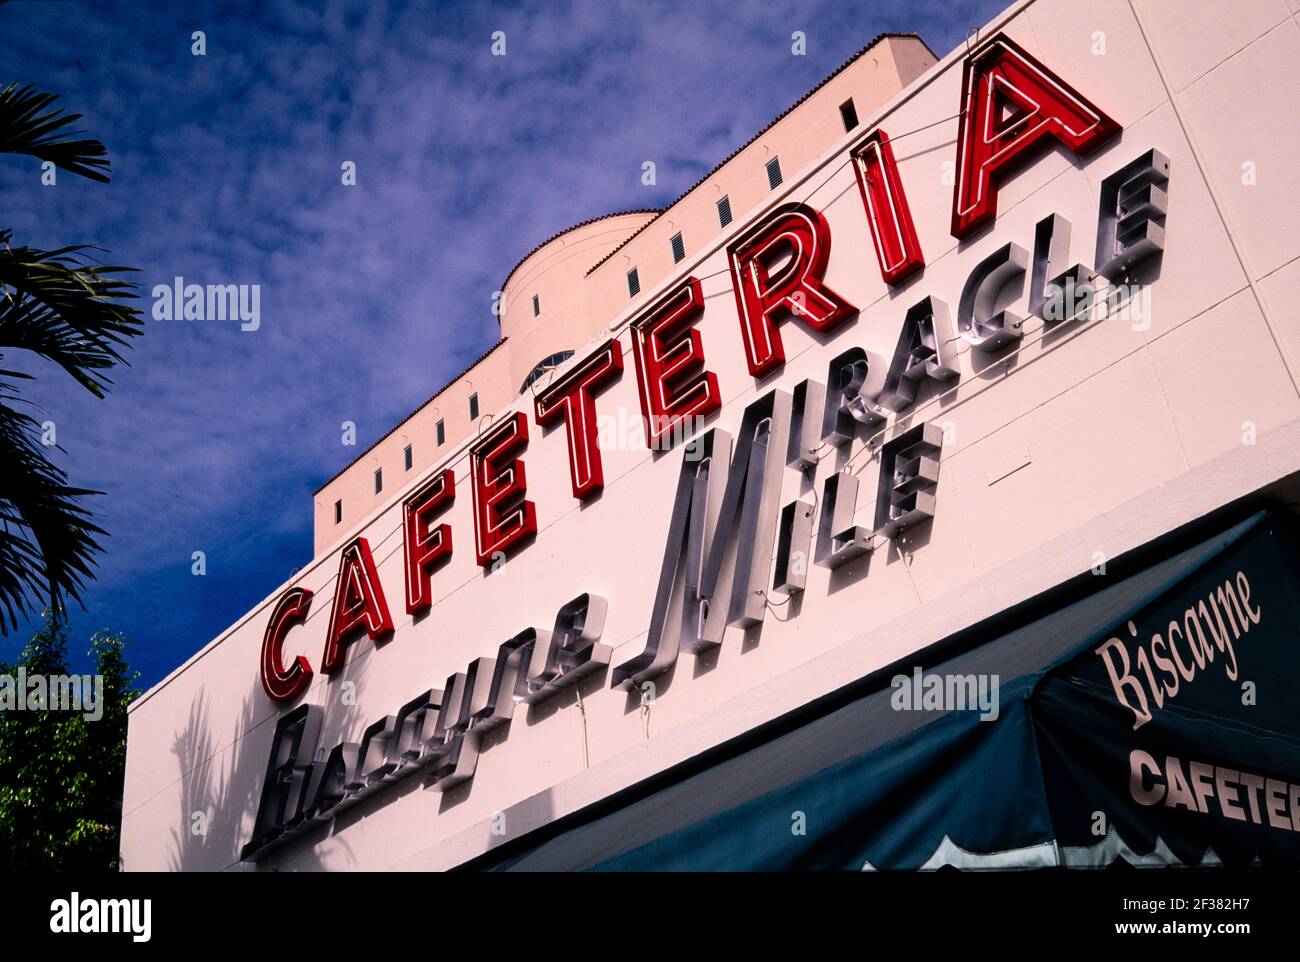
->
[[0, 613, 138, 870]]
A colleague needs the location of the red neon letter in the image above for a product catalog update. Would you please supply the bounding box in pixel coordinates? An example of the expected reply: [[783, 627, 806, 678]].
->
[[260, 586, 314, 702], [471, 412, 537, 566], [728, 202, 857, 378], [534, 339, 622, 500], [322, 536, 394, 675], [852, 129, 925, 286], [630, 277, 721, 449], [951, 33, 1120, 239], [403, 469, 455, 615]]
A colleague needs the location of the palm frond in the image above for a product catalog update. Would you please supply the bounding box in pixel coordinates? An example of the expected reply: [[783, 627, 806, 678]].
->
[[0, 399, 106, 633], [0, 86, 130, 635], [0, 230, 142, 397], [0, 83, 110, 183]]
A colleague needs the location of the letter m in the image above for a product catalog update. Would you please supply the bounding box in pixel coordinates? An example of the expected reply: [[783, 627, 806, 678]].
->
[[207, 284, 239, 321], [612, 390, 792, 689]]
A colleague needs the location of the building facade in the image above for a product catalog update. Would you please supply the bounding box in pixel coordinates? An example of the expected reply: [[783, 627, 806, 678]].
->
[[123, 0, 1300, 871], [310, 35, 936, 554]]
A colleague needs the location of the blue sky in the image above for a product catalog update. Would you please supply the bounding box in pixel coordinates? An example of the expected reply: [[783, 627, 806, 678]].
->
[[0, 0, 1006, 685]]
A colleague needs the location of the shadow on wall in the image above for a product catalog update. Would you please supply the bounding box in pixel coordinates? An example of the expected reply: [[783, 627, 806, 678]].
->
[[166, 687, 343, 872], [163, 659, 383, 871], [167, 690, 255, 871], [163, 652, 608, 870]]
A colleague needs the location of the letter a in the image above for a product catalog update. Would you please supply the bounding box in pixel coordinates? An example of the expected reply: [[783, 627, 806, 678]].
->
[[951, 34, 1119, 238]]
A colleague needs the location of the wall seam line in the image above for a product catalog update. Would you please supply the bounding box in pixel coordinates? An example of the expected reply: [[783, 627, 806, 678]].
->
[[1127, 0, 1300, 400]]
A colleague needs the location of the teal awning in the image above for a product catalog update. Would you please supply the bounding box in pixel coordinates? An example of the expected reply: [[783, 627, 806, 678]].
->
[[477, 511, 1300, 870]]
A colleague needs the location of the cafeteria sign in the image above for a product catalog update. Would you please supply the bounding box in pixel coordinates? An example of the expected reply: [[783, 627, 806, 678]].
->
[[244, 34, 1171, 861]]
